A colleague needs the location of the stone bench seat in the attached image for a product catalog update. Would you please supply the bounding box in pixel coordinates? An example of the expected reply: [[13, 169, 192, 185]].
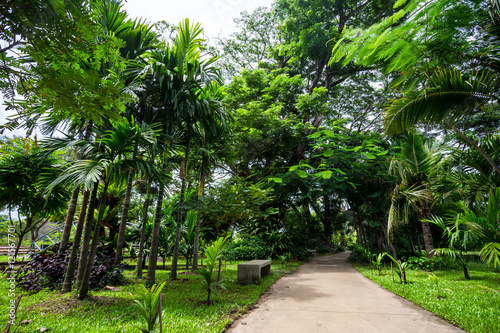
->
[[237, 259, 271, 284]]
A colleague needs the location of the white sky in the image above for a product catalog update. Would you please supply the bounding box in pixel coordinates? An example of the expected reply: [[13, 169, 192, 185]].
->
[[0, 0, 275, 137], [123, 0, 274, 40]]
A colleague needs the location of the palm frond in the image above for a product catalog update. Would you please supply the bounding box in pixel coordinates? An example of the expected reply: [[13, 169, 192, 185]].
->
[[384, 69, 497, 135], [480, 242, 500, 267]]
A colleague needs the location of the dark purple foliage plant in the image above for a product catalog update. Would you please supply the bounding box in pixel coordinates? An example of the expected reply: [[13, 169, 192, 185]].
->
[[12, 243, 124, 293]]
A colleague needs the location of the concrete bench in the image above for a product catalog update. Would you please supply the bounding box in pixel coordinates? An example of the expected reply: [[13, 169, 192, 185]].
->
[[237, 259, 271, 284]]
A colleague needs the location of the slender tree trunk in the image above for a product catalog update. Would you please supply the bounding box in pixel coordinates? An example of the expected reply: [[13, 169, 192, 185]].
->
[[170, 141, 190, 281], [417, 235, 422, 254], [192, 173, 205, 271], [446, 119, 500, 175], [459, 256, 471, 280], [216, 257, 222, 282], [115, 142, 138, 264], [61, 189, 90, 293], [136, 182, 152, 278], [59, 186, 81, 256], [323, 195, 333, 244], [421, 221, 435, 258], [145, 161, 166, 285], [13, 231, 26, 261], [75, 183, 99, 290], [78, 181, 109, 300], [376, 214, 398, 260], [302, 201, 313, 237]]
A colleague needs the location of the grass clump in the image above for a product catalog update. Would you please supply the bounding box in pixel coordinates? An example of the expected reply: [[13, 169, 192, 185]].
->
[[355, 262, 500, 333]]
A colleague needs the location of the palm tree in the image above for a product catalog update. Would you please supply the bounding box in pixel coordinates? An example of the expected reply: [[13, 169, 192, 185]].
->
[[180, 210, 197, 269], [388, 131, 449, 257], [61, 187, 90, 293], [142, 19, 224, 284], [191, 98, 230, 271], [114, 119, 162, 264], [384, 68, 500, 175], [434, 134, 500, 207], [92, 0, 161, 266], [38, 0, 159, 262], [51, 120, 161, 297], [429, 187, 500, 272]]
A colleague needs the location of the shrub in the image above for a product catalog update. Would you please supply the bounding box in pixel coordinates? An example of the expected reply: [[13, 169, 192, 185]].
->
[[13, 243, 123, 293], [406, 255, 457, 271], [347, 244, 373, 263], [224, 238, 273, 260]]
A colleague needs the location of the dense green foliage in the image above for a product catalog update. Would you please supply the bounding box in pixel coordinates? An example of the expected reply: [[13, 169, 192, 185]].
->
[[0, 0, 499, 330]]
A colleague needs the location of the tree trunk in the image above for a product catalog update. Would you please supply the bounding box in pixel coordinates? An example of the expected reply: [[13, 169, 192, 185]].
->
[[75, 183, 99, 290], [13, 231, 26, 261], [61, 189, 90, 293], [115, 142, 138, 265], [78, 181, 109, 299], [323, 195, 333, 243], [170, 177, 187, 280], [446, 119, 500, 176], [59, 186, 80, 256], [192, 173, 205, 272], [216, 257, 222, 282], [459, 256, 471, 280], [170, 141, 190, 281], [136, 182, 152, 278], [421, 221, 435, 258], [145, 161, 166, 286], [375, 214, 398, 260]]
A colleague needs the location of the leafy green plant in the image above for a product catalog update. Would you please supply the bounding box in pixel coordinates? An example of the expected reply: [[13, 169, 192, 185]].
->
[[384, 252, 407, 284], [428, 273, 441, 298], [224, 236, 273, 260], [196, 236, 229, 304], [132, 282, 166, 333], [347, 244, 372, 263], [372, 253, 385, 275], [278, 253, 291, 268], [406, 255, 456, 271]]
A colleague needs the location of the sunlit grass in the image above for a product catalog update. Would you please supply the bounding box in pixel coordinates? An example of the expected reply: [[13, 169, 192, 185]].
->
[[0, 259, 300, 332], [355, 262, 500, 333]]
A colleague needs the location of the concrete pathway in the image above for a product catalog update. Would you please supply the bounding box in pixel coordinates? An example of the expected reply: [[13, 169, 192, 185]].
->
[[226, 252, 465, 333]]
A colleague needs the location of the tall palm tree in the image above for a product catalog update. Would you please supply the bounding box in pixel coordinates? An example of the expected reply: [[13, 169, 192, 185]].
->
[[388, 131, 449, 257], [191, 93, 230, 271], [50, 120, 161, 297], [142, 19, 224, 284], [92, 0, 161, 266]]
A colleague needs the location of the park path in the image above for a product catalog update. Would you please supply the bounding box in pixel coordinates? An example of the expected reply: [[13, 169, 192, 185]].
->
[[226, 252, 465, 333]]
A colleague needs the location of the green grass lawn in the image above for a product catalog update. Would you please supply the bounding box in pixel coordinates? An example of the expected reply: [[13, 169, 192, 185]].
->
[[354, 262, 500, 333], [0, 259, 300, 333]]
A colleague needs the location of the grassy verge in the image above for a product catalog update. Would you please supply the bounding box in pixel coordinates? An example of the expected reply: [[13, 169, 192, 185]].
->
[[0, 259, 300, 333], [354, 262, 500, 333]]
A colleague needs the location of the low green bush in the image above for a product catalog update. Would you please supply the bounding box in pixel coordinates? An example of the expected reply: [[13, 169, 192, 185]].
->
[[347, 244, 373, 263], [406, 255, 457, 271], [224, 238, 272, 260]]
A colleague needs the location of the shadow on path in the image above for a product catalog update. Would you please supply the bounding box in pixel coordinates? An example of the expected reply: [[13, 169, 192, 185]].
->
[[227, 252, 465, 333]]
